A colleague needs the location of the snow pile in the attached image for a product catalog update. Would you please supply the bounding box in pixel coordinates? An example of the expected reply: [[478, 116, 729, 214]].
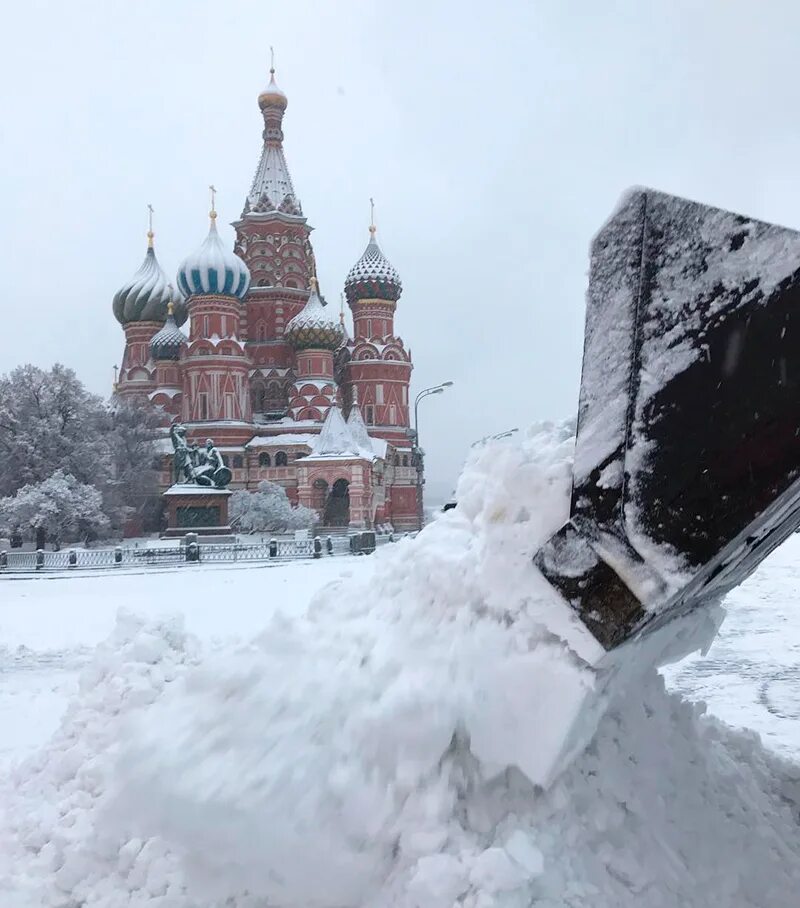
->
[[0, 611, 202, 906], [5, 421, 800, 907]]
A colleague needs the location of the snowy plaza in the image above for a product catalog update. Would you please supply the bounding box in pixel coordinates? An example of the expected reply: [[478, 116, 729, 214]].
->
[[7, 4, 800, 905], [4, 424, 800, 907]]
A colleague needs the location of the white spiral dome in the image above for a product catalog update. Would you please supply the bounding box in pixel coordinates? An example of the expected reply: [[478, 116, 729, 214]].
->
[[177, 215, 250, 300]]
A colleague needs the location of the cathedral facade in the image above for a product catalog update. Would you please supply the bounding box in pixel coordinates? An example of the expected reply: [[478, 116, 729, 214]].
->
[[112, 68, 419, 531]]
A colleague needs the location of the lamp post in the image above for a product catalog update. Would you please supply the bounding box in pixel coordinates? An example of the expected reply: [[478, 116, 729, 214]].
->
[[410, 381, 454, 530]]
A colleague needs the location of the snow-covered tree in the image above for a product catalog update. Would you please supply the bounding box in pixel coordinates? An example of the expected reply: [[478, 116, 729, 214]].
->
[[230, 481, 316, 533], [0, 366, 163, 536], [103, 397, 163, 533], [0, 364, 109, 497], [0, 471, 110, 548]]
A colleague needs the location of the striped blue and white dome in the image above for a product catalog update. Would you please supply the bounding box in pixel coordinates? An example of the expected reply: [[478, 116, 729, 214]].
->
[[177, 215, 250, 300]]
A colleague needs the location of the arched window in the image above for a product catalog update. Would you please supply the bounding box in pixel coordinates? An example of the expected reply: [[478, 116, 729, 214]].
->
[[252, 384, 266, 413], [233, 455, 244, 469], [266, 381, 285, 412], [259, 453, 271, 468], [402, 455, 409, 467], [366, 406, 374, 425], [394, 454, 400, 466], [275, 451, 288, 466]]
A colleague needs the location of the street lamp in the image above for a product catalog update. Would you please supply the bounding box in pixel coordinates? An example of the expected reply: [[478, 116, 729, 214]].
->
[[410, 381, 454, 530], [413, 381, 454, 449]]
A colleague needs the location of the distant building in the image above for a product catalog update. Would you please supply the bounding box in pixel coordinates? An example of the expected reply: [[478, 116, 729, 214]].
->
[[112, 67, 419, 531]]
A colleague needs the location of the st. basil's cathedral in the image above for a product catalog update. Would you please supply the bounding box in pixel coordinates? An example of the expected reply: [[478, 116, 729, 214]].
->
[[112, 67, 419, 531]]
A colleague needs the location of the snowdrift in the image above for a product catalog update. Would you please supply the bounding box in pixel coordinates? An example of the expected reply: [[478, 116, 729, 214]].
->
[[4, 422, 800, 907]]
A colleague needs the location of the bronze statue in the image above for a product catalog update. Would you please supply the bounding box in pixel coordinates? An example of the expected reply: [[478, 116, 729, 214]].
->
[[169, 424, 231, 488]]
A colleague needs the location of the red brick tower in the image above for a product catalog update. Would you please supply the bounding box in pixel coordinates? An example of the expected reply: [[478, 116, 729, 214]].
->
[[285, 276, 346, 420], [177, 198, 253, 445], [149, 301, 187, 416], [113, 218, 187, 400], [232, 65, 315, 420], [343, 212, 413, 449]]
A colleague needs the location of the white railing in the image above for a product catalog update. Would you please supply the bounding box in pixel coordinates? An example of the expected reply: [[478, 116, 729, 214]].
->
[[0, 532, 415, 575]]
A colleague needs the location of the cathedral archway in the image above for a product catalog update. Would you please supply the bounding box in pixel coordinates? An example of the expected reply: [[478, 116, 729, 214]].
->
[[324, 478, 350, 527], [311, 477, 328, 513]]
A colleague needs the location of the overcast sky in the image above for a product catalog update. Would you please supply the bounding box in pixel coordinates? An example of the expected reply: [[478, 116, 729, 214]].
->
[[3, 0, 800, 494]]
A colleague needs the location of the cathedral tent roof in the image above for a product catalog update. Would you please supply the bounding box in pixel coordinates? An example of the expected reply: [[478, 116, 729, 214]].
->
[[247, 67, 301, 215], [308, 406, 373, 461], [346, 403, 373, 453]]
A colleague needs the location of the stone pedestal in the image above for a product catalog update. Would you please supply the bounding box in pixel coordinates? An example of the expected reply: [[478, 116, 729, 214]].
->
[[162, 484, 233, 538]]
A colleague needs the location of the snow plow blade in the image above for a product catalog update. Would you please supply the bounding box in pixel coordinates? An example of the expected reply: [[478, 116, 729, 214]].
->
[[536, 188, 800, 650]]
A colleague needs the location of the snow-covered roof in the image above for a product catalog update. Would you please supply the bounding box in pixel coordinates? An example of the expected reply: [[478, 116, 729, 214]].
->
[[247, 143, 299, 213], [285, 283, 345, 351], [177, 216, 250, 300], [148, 387, 181, 400], [150, 309, 188, 361], [344, 229, 402, 303], [113, 239, 187, 327], [163, 484, 231, 496], [246, 433, 316, 449], [347, 405, 373, 452], [312, 406, 359, 456], [307, 406, 375, 462], [371, 438, 389, 460], [258, 70, 287, 108]]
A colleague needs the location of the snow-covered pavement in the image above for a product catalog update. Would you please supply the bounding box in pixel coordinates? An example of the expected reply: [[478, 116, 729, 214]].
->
[[4, 537, 800, 771], [0, 559, 374, 770], [4, 423, 800, 907], [665, 533, 800, 759]]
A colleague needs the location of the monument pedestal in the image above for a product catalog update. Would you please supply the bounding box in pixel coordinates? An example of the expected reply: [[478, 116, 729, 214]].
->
[[162, 484, 233, 538]]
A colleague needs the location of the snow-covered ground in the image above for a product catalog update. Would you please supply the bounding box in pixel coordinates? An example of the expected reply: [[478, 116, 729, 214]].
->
[[0, 560, 373, 771], [3, 543, 800, 770], [3, 423, 800, 907]]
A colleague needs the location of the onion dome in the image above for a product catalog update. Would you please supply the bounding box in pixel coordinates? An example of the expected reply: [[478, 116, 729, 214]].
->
[[150, 300, 187, 361], [345, 226, 403, 304], [258, 67, 287, 111], [285, 278, 346, 350], [177, 210, 250, 300], [113, 232, 187, 326]]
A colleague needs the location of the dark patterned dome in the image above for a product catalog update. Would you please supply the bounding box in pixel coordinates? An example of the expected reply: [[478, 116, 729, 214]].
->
[[150, 303, 187, 361], [345, 228, 402, 304], [113, 236, 187, 326], [286, 279, 345, 351]]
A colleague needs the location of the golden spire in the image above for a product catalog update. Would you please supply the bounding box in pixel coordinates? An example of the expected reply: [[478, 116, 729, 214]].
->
[[270, 45, 275, 76], [147, 203, 154, 248], [309, 274, 319, 292], [369, 197, 376, 236], [209, 184, 217, 220], [167, 300, 175, 317]]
